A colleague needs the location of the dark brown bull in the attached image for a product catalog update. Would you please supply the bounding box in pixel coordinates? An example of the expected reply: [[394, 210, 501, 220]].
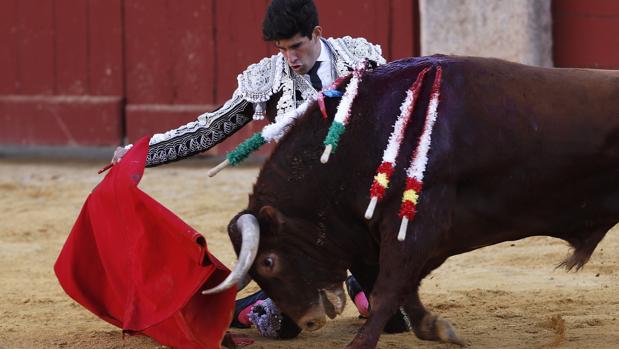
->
[[204, 55, 619, 348]]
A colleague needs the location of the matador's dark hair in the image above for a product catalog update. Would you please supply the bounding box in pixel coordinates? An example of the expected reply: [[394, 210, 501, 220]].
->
[[262, 0, 319, 41]]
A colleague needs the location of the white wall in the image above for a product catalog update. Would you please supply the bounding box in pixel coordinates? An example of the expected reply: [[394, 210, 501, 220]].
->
[[420, 0, 552, 67]]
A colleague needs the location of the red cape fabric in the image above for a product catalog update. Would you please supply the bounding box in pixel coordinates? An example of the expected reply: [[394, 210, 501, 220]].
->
[[54, 137, 235, 349]]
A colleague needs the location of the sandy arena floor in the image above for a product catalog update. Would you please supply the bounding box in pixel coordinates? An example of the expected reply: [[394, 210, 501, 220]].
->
[[1, 159, 618, 349]]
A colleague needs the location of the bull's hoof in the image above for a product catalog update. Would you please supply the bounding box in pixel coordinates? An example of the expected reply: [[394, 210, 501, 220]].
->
[[415, 314, 468, 346], [435, 318, 467, 346]]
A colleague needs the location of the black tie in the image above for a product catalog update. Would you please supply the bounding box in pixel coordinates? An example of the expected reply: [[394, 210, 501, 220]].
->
[[308, 61, 322, 91]]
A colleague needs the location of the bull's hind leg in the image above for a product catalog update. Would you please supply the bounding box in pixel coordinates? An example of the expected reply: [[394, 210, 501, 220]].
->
[[557, 225, 611, 271]]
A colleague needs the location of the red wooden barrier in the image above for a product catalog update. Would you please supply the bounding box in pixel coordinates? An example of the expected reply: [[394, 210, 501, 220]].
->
[[207, 0, 271, 156], [0, 95, 122, 146], [0, 0, 124, 146], [18, 0, 55, 95], [553, 0, 619, 69], [55, 0, 89, 95], [124, 0, 272, 156], [89, 0, 125, 96], [124, 0, 420, 157], [124, 0, 216, 146], [0, 0, 18, 95], [5, 0, 617, 154], [1, 0, 419, 154]]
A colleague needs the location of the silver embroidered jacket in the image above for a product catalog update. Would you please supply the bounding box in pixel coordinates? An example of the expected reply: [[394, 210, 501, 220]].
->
[[145, 36, 385, 166]]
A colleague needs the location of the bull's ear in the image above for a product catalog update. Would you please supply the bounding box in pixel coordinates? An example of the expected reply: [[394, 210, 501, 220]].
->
[[258, 205, 285, 234]]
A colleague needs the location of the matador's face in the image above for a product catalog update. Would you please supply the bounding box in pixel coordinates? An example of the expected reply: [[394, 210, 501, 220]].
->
[[275, 26, 322, 75]]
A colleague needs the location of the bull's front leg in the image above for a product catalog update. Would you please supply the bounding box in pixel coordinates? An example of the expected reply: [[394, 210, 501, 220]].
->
[[345, 275, 408, 349], [345, 226, 420, 349]]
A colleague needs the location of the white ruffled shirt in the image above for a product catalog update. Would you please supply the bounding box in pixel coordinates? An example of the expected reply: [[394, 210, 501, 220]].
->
[[303, 39, 335, 89]]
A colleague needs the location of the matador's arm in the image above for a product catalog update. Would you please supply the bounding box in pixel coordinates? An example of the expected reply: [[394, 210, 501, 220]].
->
[[144, 89, 254, 167]]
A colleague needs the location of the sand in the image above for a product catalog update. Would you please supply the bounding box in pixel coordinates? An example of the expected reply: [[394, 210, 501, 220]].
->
[[1, 159, 617, 349]]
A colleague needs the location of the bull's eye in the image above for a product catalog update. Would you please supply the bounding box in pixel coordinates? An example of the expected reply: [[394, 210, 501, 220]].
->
[[257, 253, 278, 277], [263, 257, 274, 268]]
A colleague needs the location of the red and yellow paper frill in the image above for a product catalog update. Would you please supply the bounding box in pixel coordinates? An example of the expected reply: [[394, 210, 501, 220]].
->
[[399, 177, 423, 220], [369, 162, 395, 199]]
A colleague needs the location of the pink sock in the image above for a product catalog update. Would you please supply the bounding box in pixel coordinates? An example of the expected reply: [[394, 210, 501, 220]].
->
[[353, 292, 369, 317], [238, 300, 263, 326]]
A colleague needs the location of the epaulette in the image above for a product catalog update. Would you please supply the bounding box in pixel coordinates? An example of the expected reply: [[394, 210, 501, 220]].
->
[[237, 54, 287, 104], [327, 36, 387, 75]]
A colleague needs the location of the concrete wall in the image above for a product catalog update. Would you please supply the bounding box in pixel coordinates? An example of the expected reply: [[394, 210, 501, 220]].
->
[[420, 0, 552, 67]]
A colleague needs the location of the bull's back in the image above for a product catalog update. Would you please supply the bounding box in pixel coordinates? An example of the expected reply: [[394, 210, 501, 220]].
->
[[431, 57, 619, 236]]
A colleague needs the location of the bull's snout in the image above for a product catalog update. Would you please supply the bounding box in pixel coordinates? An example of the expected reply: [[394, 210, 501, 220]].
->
[[295, 286, 346, 332], [296, 301, 328, 332]]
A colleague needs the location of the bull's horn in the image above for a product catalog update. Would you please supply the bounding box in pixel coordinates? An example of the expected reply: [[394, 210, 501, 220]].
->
[[207, 159, 230, 177], [202, 214, 260, 295], [236, 273, 252, 292]]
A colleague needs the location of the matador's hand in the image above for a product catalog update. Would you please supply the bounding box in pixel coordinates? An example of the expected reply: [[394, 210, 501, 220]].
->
[[112, 145, 131, 164]]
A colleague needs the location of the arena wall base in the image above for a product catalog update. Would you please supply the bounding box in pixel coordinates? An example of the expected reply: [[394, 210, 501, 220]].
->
[[0, 95, 123, 146]]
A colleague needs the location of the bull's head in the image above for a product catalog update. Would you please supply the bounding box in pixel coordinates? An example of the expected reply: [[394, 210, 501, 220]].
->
[[203, 206, 350, 332]]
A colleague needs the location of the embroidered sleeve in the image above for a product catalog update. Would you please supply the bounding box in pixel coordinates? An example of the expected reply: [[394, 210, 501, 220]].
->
[[145, 89, 252, 167], [144, 54, 289, 167]]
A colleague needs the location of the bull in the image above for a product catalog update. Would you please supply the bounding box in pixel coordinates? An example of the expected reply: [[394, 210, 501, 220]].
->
[[203, 55, 619, 348]]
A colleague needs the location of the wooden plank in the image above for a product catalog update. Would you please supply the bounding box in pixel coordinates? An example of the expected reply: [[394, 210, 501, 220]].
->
[[315, 0, 390, 59], [125, 104, 215, 143], [0, 0, 18, 94], [17, 0, 55, 94], [390, 0, 420, 59], [124, 0, 173, 104], [214, 0, 271, 104], [210, 0, 271, 153], [55, 0, 89, 95], [125, 0, 218, 150], [553, 0, 619, 68], [168, 0, 216, 104], [0, 95, 123, 146], [90, 0, 124, 95], [553, 0, 619, 15]]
